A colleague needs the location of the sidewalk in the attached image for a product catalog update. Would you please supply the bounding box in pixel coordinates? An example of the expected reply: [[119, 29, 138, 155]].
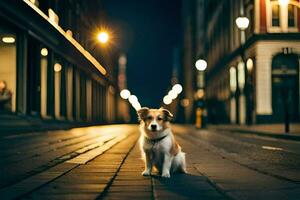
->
[[209, 123, 300, 141], [0, 113, 98, 137]]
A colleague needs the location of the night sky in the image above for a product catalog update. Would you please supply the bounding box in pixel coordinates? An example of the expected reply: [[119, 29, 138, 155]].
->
[[102, 0, 182, 108]]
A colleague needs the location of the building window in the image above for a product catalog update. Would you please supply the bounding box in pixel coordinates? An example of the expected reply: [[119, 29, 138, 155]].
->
[[272, 4, 280, 27], [0, 30, 16, 113], [288, 4, 297, 27], [268, 0, 299, 32]]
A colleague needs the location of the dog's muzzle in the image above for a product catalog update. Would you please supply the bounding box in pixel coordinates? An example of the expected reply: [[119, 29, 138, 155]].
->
[[151, 124, 157, 131]]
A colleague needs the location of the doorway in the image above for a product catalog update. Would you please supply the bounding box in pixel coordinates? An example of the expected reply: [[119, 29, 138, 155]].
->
[[272, 53, 299, 122]]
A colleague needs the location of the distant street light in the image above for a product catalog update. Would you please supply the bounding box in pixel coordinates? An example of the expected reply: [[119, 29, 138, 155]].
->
[[235, 15, 251, 125], [97, 31, 109, 44], [128, 95, 138, 104], [41, 48, 48, 56], [168, 90, 178, 100], [195, 59, 207, 71], [172, 84, 183, 94], [195, 58, 207, 129], [120, 89, 131, 100], [235, 17, 249, 31], [163, 95, 172, 105]]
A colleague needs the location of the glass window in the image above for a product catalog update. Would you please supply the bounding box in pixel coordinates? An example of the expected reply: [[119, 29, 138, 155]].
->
[[272, 4, 280, 27], [0, 30, 16, 113], [288, 4, 296, 27]]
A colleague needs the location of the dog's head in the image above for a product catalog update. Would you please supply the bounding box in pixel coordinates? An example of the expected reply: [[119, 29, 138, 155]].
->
[[137, 107, 173, 132]]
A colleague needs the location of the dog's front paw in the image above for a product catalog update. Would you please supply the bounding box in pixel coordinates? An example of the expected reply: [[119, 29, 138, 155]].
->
[[161, 172, 170, 178], [142, 170, 151, 176]]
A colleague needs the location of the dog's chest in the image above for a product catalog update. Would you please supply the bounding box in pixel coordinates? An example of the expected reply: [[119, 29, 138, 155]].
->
[[144, 137, 171, 154]]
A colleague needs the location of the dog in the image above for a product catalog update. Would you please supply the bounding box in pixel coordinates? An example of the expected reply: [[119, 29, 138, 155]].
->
[[137, 107, 186, 178]]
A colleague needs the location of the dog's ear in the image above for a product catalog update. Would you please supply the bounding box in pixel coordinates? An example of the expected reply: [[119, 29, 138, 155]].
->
[[160, 108, 174, 121], [137, 107, 149, 121]]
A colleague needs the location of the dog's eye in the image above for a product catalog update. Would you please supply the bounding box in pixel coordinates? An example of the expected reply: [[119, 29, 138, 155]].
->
[[157, 117, 163, 121], [147, 116, 153, 120]]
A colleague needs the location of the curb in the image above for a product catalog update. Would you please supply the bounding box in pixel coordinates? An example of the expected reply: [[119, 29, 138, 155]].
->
[[211, 127, 300, 141]]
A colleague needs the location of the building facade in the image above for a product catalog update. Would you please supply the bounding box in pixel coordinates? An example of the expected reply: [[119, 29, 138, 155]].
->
[[0, 0, 121, 125], [205, 0, 300, 124], [181, 0, 206, 123]]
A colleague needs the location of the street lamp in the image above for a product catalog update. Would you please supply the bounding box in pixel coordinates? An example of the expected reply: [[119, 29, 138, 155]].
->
[[97, 31, 109, 44], [235, 17, 250, 31], [195, 58, 207, 129], [195, 59, 207, 71], [120, 89, 131, 100], [163, 95, 172, 105], [235, 16, 251, 125]]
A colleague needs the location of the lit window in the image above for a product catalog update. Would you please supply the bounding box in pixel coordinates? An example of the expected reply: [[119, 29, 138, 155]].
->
[[272, 4, 280, 27], [229, 67, 237, 92]]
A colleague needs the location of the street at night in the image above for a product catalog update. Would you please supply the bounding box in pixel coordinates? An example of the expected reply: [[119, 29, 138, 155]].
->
[[1, 125, 300, 199], [1, 0, 300, 199]]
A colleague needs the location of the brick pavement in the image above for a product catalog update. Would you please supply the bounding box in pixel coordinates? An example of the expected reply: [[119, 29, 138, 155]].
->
[[0, 124, 229, 200]]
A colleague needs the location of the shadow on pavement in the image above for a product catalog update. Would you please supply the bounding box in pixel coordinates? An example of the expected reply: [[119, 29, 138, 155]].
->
[[152, 173, 225, 199]]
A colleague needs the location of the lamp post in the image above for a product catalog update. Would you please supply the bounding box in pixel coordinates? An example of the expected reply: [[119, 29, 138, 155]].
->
[[235, 16, 251, 125], [195, 58, 207, 129]]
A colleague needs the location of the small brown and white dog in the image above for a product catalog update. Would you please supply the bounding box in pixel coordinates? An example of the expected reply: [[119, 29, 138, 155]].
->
[[137, 107, 186, 178]]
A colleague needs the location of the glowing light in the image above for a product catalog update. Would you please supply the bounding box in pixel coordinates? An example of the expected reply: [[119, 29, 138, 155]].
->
[[2, 37, 15, 43], [262, 146, 283, 151], [119, 54, 127, 65], [41, 48, 48, 56], [246, 58, 253, 72], [195, 59, 207, 71], [120, 89, 131, 99], [235, 17, 250, 30], [168, 90, 178, 100], [132, 102, 141, 111], [97, 32, 109, 44], [279, 0, 289, 6], [195, 89, 205, 99], [181, 99, 190, 107], [54, 63, 62, 72], [229, 66, 237, 92], [163, 95, 172, 105], [238, 62, 245, 90], [48, 8, 59, 25], [172, 84, 183, 94], [129, 95, 138, 104], [66, 30, 73, 37]]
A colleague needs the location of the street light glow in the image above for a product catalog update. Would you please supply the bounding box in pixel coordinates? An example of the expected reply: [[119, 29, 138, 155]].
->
[[41, 48, 48, 56], [2, 37, 15, 43], [195, 59, 207, 71], [54, 63, 62, 72], [132, 102, 141, 111], [120, 89, 131, 99], [246, 58, 253, 72], [168, 90, 178, 100], [163, 95, 172, 105], [128, 95, 138, 104], [235, 17, 250, 30], [97, 32, 109, 44], [172, 84, 183, 94]]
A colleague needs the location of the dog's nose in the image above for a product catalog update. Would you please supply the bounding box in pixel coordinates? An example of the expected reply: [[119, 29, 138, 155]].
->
[[151, 124, 157, 130]]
